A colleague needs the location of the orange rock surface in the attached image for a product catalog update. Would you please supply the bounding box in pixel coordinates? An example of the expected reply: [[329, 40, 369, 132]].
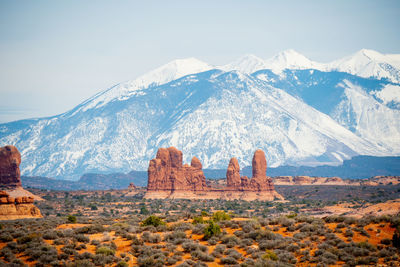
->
[[145, 147, 283, 200]]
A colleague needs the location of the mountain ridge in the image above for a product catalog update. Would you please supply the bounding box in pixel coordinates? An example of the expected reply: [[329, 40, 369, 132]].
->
[[1, 49, 399, 180]]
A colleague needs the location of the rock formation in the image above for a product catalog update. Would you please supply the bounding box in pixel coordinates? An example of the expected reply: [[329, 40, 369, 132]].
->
[[225, 149, 283, 200], [146, 147, 207, 198], [145, 147, 283, 201], [226, 158, 241, 188], [0, 145, 22, 187], [0, 145, 42, 219], [128, 182, 136, 190], [0, 190, 41, 220]]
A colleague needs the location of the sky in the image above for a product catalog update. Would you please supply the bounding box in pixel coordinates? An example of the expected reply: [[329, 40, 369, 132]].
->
[[0, 0, 399, 123]]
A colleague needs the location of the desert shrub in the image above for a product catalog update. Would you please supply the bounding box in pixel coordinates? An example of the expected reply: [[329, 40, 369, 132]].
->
[[293, 232, 307, 240], [74, 234, 90, 243], [90, 239, 100, 246], [137, 252, 166, 267], [276, 250, 297, 264], [67, 215, 77, 223], [141, 215, 165, 227], [0, 232, 13, 242], [191, 250, 214, 262], [69, 259, 96, 267], [164, 231, 186, 244], [203, 221, 221, 240], [239, 238, 253, 248], [211, 244, 226, 258], [378, 247, 393, 257], [96, 246, 115, 256], [344, 229, 354, 237], [0, 247, 16, 262], [220, 256, 238, 264], [286, 244, 300, 253], [212, 211, 231, 222], [117, 261, 129, 267], [182, 240, 203, 253], [171, 222, 193, 232], [259, 240, 281, 250], [192, 223, 206, 235], [262, 249, 278, 261], [42, 231, 59, 240], [224, 248, 242, 260], [93, 254, 117, 266], [166, 256, 179, 265], [156, 224, 168, 232], [234, 230, 244, 238], [207, 237, 218, 245], [192, 216, 205, 225], [220, 235, 239, 246]]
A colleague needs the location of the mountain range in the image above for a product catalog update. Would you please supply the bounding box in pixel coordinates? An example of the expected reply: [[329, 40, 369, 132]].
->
[[0, 49, 399, 180]]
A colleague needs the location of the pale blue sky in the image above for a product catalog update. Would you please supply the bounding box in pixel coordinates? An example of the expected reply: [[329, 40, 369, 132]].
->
[[0, 0, 399, 122]]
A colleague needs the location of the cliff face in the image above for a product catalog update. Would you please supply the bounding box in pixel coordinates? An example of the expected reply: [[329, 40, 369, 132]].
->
[[0, 145, 42, 220], [0, 145, 22, 187], [145, 147, 283, 200], [0, 191, 41, 220], [147, 147, 207, 192]]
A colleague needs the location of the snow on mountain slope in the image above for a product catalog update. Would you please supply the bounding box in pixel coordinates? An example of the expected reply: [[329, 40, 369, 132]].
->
[[263, 49, 324, 73], [0, 50, 399, 180], [220, 49, 400, 82], [219, 54, 268, 74], [71, 57, 213, 113], [331, 80, 400, 152], [328, 49, 400, 83], [150, 71, 381, 168]]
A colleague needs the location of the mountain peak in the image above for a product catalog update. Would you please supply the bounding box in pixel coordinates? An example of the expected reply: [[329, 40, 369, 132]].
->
[[219, 54, 267, 74], [264, 49, 319, 73]]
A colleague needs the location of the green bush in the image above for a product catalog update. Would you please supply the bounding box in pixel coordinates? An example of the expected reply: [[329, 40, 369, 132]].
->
[[67, 215, 77, 223], [96, 246, 115, 256], [203, 221, 221, 240], [212, 211, 231, 222], [141, 215, 166, 227], [192, 216, 205, 225]]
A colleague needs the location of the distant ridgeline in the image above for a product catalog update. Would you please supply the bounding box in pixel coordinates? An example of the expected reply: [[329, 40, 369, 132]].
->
[[243, 155, 400, 179], [21, 155, 400, 190]]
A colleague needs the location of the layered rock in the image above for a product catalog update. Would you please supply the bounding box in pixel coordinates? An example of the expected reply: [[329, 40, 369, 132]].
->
[[0, 145, 42, 219], [146, 147, 207, 198], [0, 145, 22, 187], [145, 147, 283, 201], [225, 149, 283, 200], [0, 190, 41, 220]]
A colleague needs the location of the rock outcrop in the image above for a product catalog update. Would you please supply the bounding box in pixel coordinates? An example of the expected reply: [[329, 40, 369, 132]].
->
[[147, 147, 207, 198], [0, 145, 22, 187], [128, 183, 136, 190], [225, 149, 283, 200], [0, 190, 41, 220], [0, 145, 42, 219], [145, 147, 283, 201]]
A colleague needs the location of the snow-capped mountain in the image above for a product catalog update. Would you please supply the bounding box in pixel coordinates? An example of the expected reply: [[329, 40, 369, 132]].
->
[[327, 49, 400, 83], [263, 49, 324, 73], [219, 54, 268, 74], [0, 49, 399, 180], [72, 57, 213, 113]]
